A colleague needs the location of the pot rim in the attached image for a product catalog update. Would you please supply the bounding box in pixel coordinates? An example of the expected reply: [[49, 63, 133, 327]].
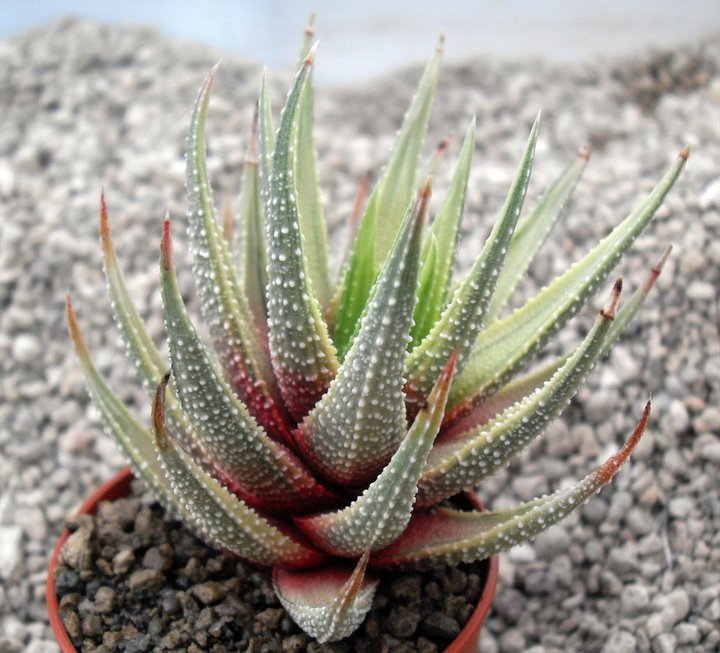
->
[[47, 467, 499, 652]]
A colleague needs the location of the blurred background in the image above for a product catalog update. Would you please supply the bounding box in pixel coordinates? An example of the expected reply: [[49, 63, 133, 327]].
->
[[2, 0, 719, 86]]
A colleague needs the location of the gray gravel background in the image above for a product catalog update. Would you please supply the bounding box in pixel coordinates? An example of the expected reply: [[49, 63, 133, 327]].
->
[[0, 18, 718, 653]]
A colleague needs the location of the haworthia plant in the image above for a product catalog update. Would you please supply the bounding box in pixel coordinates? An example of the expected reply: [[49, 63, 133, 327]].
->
[[66, 25, 687, 644]]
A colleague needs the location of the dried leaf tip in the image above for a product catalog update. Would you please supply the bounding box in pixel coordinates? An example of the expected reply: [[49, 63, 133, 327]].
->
[[642, 244, 672, 293], [303, 42, 319, 66], [595, 400, 651, 484], [436, 31, 446, 53], [160, 213, 173, 272], [65, 293, 88, 359], [679, 145, 690, 161], [601, 277, 623, 320], [578, 144, 592, 161], [151, 371, 172, 450], [304, 13, 316, 37]]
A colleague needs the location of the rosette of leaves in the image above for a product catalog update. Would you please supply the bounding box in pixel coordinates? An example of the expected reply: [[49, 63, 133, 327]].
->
[[66, 26, 687, 643]]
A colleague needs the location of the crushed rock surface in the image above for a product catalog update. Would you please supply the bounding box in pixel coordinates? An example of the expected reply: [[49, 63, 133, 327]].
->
[[0, 18, 718, 653]]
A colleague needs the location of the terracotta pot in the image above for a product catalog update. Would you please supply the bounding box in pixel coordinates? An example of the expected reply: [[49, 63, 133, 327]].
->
[[48, 468, 498, 652]]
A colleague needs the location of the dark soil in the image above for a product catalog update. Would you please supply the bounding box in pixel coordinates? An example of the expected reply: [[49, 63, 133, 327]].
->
[[55, 480, 489, 653]]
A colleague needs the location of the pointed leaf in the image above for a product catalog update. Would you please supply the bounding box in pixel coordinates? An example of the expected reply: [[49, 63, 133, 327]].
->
[[418, 279, 623, 506], [66, 295, 188, 519], [294, 17, 332, 308], [235, 106, 268, 336], [411, 119, 475, 347], [152, 373, 326, 569], [99, 196, 202, 458], [332, 198, 378, 360], [265, 48, 339, 421], [372, 401, 650, 569], [443, 245, 672, 438], [295, 184, 430, 486], [258, 71, 275, 196], [405, 113, 541, 415], [295, 352, 456, 556], [485, 146, 590, 322], [186, 66, 291, 439], [274, 552, 378, 643], [160, 217, 340, 514], [332, 38, 443, 353], [449, 147, 688, 412]]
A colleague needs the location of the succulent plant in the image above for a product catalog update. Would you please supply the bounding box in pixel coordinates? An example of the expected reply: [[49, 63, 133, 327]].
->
[[65, 27, 687, 643]]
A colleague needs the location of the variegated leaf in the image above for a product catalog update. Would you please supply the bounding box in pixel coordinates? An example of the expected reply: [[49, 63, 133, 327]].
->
[[372, 401, 650, 569], [152, 373, 326, 569], [485, 145, 590, 322], [234, 106, 268, 337], [411, 119, 475, 348], [265, 46, 339, 421], [99, 196, 201, 458], [294, 352, 456, 556], [274, 552, 378, 643], [449, 147, 688, 413], [442, 245, 671, 438], [66, 294, 187, 518], [418, 279, 623, 506], [160, 217, 340, 514], [405, 113, 541, 416], [295, 183, 430, 486], [332, 37, 443, 355], [294, 16, 332, 308], [186, 66, 291, 440]]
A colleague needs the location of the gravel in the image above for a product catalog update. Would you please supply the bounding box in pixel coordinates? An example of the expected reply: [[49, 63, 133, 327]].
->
[[1, 17, 718, 653]]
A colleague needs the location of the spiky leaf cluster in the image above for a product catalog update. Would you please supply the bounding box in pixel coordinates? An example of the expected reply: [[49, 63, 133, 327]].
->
[[66, 23, 687, 643]]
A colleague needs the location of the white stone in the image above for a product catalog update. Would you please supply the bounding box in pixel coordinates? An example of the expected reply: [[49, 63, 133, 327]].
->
[[0, 526, 22, 579]]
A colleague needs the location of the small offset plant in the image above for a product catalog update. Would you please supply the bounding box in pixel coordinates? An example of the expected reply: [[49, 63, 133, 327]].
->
[[66, 26, 687, 643]]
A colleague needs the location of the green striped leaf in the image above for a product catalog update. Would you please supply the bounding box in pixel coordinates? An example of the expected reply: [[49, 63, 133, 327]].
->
[[485, 146, 589, 322], [411, 119, 475, 348], [295, 183, 430, 486], [332, 38, 443, 355], [265, 47, 339, 421], [294, 18, 331, 308], [418, 279, 623, 506], [152, 373, 326, 569], [295, 352, 456, 556], [371, 401, 650, 570], [405, 113, 541, 415], [449, 147, 688, 413], [159, 217, 339, 514], [186, 66, 289, 439]]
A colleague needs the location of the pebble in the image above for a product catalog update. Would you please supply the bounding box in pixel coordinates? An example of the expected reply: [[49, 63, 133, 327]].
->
[[621, 583, 650, 616], [0, 526, 22, 579], [421, 613, 460, 640], [602, 630, 637, 653]]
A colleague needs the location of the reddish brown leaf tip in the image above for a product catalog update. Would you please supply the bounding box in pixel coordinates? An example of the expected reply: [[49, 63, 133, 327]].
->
[[304, 13, 316, 36], [595, 400, 651, 485], [644, 245, 672, 293], [578, 144, 592, 161], [436, 31, 446, 53], [679, 145, 690, 161], [436, 136, 451, 155], [160, 213, 173, 272], [65, 293, 88, 358], [303, 42, 318, 66], [601, 277, 623, 320], [151, 371, 172, 450], [419, 178, 433, 203]]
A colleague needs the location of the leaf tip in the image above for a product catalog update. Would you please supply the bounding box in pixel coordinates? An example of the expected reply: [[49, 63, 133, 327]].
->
[[160, 212, 173, 272], [679, 145, 690, 161], [601, 277, 623, 320], [65, 292, 87, 359], [303, 42, 319, 66], [578, 144, 592, 161], [595, 399, 651, 485], [436, 31, 445, 54]]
